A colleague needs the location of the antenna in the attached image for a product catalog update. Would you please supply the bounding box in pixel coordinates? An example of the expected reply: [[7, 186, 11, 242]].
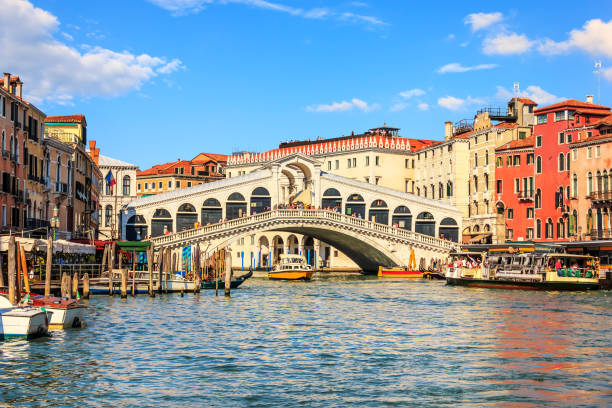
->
[[513, 82, 520, 96], [594, 61, 602, 104]]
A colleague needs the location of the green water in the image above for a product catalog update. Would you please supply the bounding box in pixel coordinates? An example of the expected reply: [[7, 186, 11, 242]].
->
[[1, 277, 610, 407]]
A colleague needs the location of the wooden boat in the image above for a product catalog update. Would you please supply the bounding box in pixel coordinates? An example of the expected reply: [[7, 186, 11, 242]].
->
[[0, 295, 49, 339], [377, 266, 423, 278], [201, 270, 253, 290], [28, 295, 86, 330], [89, 271, 197, 294], [445, 251, 600, 291], [269, 255, 313, 281]]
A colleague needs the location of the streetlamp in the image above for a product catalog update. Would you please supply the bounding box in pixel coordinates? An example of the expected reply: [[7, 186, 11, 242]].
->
[[50, 205, 60, 240]]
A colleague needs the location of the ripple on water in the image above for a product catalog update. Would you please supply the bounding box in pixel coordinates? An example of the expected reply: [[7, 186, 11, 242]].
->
[[0, 278, 610, 407]]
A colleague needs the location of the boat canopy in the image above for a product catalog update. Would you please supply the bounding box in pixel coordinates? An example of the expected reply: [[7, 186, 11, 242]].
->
[[116, 241, 152, 252], [0, 237, 95, 254]]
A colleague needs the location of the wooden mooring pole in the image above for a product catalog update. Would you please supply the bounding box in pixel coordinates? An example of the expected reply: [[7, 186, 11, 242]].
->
[[120, 269, 127, 299], [164, 248, 169, 294], [72, 271, 79, 299], [148, 244, 155, 297], [131, 249, 136, 297], [8, 236, 16, 304], [225, 249, 232, 297], [44, 237, 52, 297], [82, 273, 90, 299]]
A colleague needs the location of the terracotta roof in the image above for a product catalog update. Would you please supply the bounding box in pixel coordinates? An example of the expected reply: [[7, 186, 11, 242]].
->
[[495, 135, 535, 151], [535, 99, 610, 114], [451, 130, 473, 140], [408, 139, 440, 150], [592, 113, 612, 127], [191, 152, 228, 164], [45, 114, 87, 124], [495, 122, 518, 129], [514, 97, 537, 106]]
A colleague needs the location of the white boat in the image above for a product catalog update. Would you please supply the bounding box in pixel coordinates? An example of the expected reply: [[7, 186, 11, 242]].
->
[[89, 270, 197, 294], [0, 295, 49, 339], [27, 295, 86, 330]]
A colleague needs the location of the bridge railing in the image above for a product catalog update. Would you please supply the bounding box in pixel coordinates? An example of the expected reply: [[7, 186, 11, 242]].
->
[[147, 209, 457, 250]]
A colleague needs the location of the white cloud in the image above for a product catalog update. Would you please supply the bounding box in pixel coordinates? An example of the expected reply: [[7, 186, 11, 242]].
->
[[496, 85, 564, 106], [464, 12, 503, 32], [306, 98, 379, 113], [604, 67, 612, 82], [0, 0, 184, 105], [148, 0, 386, 26], [398, 88, 425, 99], [437, 62, 497, 73], [482, 32, 533, 55], [417, 103, 429, 111], [537, 19, 612, 58], [389, 102, 409, 112], [438, 96, 465, 111], [437, 95, 484, 111]]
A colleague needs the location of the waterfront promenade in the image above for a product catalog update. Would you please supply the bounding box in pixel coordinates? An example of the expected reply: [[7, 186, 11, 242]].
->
[[1, 277, 610, 407]]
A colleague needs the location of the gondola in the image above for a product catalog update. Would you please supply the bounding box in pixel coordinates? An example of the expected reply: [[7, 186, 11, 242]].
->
[[200, 270, 253, 290]]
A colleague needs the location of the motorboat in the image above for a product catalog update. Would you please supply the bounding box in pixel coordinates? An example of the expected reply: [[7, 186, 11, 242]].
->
[[201, 270, 253, 289], [0, 294, 49, 340], [268, 255, 313, 281]]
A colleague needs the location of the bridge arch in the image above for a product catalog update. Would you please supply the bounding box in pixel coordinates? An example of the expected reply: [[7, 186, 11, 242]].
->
[[415, 211, 435, 237], [369, 199, 389, 225], [177, 203, 197, 232], [226, 192, 247, 219], [392, 205, 412, 230], [202, 198, 222, 225], [346, 193, 365, 217], [250, 187, 271, 215], [151, 208, 172, 236]]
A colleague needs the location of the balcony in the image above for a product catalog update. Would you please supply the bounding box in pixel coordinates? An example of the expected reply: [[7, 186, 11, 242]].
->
[[589, 229, 612, 240], [588, 191, 612, 202], [476, 106, 517, 122], [516, 190, 534, 201], [27, 174, 40, 183], [54, 182, 69, 194]]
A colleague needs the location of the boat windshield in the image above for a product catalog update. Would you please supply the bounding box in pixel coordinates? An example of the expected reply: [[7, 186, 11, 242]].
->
[[282, 257, 305, 264], [546, 256, 595, 269]]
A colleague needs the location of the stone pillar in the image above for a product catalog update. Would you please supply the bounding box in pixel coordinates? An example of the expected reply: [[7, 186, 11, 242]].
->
[[271, 164, 281, 208]]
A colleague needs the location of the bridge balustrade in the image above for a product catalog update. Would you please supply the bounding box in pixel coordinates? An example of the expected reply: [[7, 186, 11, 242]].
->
[[147, 209, 457, 251]]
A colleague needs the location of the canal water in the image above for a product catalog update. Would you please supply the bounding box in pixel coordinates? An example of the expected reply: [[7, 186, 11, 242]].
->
[[1, 276, 610, 407]]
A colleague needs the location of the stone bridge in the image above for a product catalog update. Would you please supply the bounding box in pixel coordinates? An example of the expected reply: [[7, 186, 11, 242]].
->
[[123, 154, 462, 272]]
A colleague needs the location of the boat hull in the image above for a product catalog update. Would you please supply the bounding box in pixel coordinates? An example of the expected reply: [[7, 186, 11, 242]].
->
[[268, 271, 313, 281], [201, 271, 252, 290], [0, 308, 49, 339], [378, 268, 423, 278], [446, 277, 600, 291], [47, 306, 86, 330]]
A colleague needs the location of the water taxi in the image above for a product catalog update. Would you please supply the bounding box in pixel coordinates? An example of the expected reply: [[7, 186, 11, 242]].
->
[[445, 251, 600, 291], [269, 255, 313, 281]]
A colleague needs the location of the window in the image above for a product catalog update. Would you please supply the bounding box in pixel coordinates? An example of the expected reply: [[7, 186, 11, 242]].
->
[[447, 181, 453, 197], [558, 132, 565, 144], [104, 205, 112, 227], [572, 149, 577, 161], [180, 168, 184, 175], [558, 153, 564, 171], [536, 156, 542, 173], [507, 208, 513, 219], [1, 205, 5, 226], [496, 157, 503, 167], [536, 135, 542, 148], [474, 153, 478, 167], [513, 155, 520, 166], [174, 168, 179, 174], [519, 131, 526, 140], [568, 110, 575, 120], [506, 156, 512, 166], [496, 180, 502, 194], [587, 147, 592, 159], [514, 178, 520, 193], [596, 145, 601, 158], [122, 176, 131, 196], [473, 175, 478, 192], [536, 219, 541, 238], [365, 156, 369, 166], [554, 111, 564, 121], [168, 181, 172, 188], [485, 150, 489, 165], [137, 183, 141, 191], [405, 159, 409, 168], [187, 182, 192, 187], [545, 218, 554, 238], [327, 161, 331, 171], [537, 115, 547, 124], [176, 181, 181, 188], [506, 229, 513, 240], [527, 208, 534, 219], [484, 173, 489, 191], [144, 182, 148, 190], [587, 172, 593, 195], [535, 189, 542, 208], [566, 133, 572, 143], [347, 158, 351, 168], [352, 158, 357, 167], [335, 160, 339, 170], [375, 156, 380, 166], [527, 228, 534, 239], [526, 153, 534, 164], [572, 173, 578, 198]]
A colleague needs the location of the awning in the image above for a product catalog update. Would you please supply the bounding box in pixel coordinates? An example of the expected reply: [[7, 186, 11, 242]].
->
[[116, 241, 151, 252], [0, 237, 95, 254], [0, 237, 45, 252], [469, 234, 493, 243]]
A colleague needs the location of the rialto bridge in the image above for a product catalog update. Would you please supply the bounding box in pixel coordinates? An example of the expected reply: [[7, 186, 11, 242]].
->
[[123, 154, 462, 272]]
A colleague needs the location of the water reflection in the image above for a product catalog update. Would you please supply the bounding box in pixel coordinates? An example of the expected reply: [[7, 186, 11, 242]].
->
[[0, 279, 610, 407]]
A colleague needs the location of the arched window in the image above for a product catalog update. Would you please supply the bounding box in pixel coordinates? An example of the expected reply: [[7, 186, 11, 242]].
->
[[415, 212, 435, 237], [123, 176, 131, 196], [104, 205, 113, 227], [596, 170, 602, 192], [484, 173, 489, 191], [566, 153, 570, 171], [369, 199, 389, 225], [569, 210, 577, 236], [226, 192, 247, 220], [438, 182, 443, 199], [572, 173, 578, 198], [430, 184, 435, 199], [536, 156, 542, 174], [151, 208, 173, 236], [56, 154, 62, 184], [558, 153, 564, 171], [250, 187, 271, 215], [439, 218, 459, 242], [10, 135, 14, 156], [177, 203, 197, 231], [536, 219, 541, 238], [473, 175, 478, 192], [1, 130, 4, 152], [535, 189, 541, 209], [474, 152, 478, 167], [202, 198, 222, 225], [587, 172, 593, 195], [446, 181, 453, 197], [557, 218, 565, 239], [604, 170, 609, 192], [392, 206, 412, 230], [545, 218, 553, 238], [322, 188, 342, 209], [346, 193, 365, 217]]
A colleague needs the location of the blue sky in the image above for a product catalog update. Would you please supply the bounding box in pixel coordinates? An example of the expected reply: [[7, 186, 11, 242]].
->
[[1, 0, 611, 169]]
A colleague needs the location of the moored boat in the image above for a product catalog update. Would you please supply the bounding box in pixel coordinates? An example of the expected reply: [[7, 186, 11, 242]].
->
[[29, 295, 86, 330], [445, 251, 600, 291], [201, 270, 253, 289], [377, 266, 423, 278], [0, 295, 49, 339], [269, 255, 313, 281]]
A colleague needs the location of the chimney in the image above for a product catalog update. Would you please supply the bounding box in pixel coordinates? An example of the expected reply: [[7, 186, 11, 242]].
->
[[586, 95, 593, 104], [3, 73, 9, 90], [444, 121, 453, 140], [16, 80, 22, 99], [88, 140, 99, 165]]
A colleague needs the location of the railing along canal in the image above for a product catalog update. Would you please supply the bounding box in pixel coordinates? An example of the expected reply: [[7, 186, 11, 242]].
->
[[147, 209, 457, 250]]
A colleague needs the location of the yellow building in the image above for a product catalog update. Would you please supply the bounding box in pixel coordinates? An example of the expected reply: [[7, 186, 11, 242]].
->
[[45, 115, 102, 239]]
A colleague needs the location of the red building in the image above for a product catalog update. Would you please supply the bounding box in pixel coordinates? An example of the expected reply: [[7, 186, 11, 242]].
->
[[495, 135, 535, 241], [533, 97, 610, 241]]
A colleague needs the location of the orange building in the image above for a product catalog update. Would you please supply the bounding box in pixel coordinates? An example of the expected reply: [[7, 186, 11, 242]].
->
[[136, 153, 227, 197]]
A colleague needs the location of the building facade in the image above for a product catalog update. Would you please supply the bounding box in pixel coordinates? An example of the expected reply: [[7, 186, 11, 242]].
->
[[45, 115, 102, 239], [136, 153, 227, 197], [89, 141, 139, 240], [533, 98, 611, 242]]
